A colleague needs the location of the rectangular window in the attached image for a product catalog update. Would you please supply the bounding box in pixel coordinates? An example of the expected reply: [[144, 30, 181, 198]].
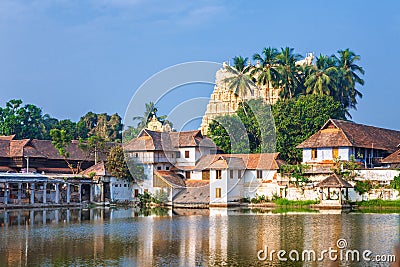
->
[[124, 184, 127, 187], [176, 151, 181, 158], [134, 153, 138, 158], [238, 170, 242, 179], [311, 149, 317, 160], [257, 170, 263, 179], [157, 166, 161, 170], [185, 150, 190, 158], [202, 170, 210, 180], [185, 171, 191, 179], [332, 147, 339, 159], [166, 166, 170, 171], [134, 189, 139, 197], [230, 170, 234, 179], [216, 170, 222, 179], [215, 188, 221, 198]]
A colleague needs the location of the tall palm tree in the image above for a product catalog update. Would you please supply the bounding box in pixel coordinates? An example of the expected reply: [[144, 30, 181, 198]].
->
[[132, 102, 166, 130], [334, 49, 365, 113], [223, 56, 256, 113], [252, 47, 280, 103], [276, 47, 302, 99], [304, 55, 338, 96]]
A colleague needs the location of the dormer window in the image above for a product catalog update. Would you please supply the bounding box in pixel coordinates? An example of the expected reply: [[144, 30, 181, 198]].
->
[[185, 150, 190, 158]]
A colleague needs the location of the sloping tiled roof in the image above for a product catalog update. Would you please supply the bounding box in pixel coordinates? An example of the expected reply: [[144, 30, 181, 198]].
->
[[81, 161, 109, 176], [173, 180, 210, 204], [317, 174, 353, 188], [382, 149, 400, 164], [297, 119, 400, 152], [194, 153, 283, 170], [154, 170, 186, 187], [0, 135, 16, 141], [123, 129, 218, 152], [0, 136, 106, 162]]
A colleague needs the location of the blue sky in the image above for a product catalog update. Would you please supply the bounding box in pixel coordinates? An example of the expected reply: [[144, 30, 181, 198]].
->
[[0, 0, 399, 130]]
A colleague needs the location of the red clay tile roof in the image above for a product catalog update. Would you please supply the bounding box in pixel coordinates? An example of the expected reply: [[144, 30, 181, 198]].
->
[[194, 153, 283, 170], [154, 170, 186, 187], [81, 162, 109, 176], [0, 135, 15, 141], [123, 129, 218, 152], [0, 136, 107, 162], [297, 119, 400, 152], [382, 149, 400, 164], [317, 174, 353, 188]]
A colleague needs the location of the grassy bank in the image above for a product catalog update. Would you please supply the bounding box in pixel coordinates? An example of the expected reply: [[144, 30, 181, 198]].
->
[[273, 198, 319, 207], [356, 199, 400, 208]]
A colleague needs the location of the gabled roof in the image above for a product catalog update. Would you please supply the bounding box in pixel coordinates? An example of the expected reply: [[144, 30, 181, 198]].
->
[[297, 119, 400, 152], [0, 136, 107, 161], [123, 129, 218, 152], [382, 149, 400, 164], [194, 153, 283, 170], [81, 161, 109, 176], [154, 171, 186, 188], [317, 174, 353, 188]]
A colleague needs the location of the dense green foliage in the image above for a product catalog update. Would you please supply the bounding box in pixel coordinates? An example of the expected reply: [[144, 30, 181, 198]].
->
[[354, 180, 373, 195], [0, 99, 122, 141], [227, 47, 364, 117], [390, 174, 400, 192], [208, 95, 345, 163], [357, 199, 400, 207], [105, 145, 133, 181]]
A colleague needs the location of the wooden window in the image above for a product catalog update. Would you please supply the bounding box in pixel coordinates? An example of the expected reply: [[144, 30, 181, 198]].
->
[[134, 189, 139, 197], [332, 147, 339, 159], [311, 149, 317, 160], [202, 170, 210, 180], [185, 171, 191, 179], [166, 166, 170, 171], [230, 170, 234, 179], [215, 188, 222, 198], [238, 170, 242, 179], [257, 170, 263, 179], [185, 150, 190, 158], [216, 170, 222, 179]]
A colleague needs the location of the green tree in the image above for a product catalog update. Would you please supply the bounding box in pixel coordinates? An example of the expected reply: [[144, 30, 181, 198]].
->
[[106, 145, 134, 181], [223, 56, 256, 113], [334, 49, 365, 117], [0, 99, 48, 139], [50, 128, 80, 173], [78, 135, 106, 165], [272, 95, 346, 163], [276, 47, 302, 99], [304, 55, 338, 96], [252, 47, 280, 103]]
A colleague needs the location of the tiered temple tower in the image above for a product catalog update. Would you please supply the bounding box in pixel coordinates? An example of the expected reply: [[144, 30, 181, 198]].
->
[[200, 53, 314, 135]]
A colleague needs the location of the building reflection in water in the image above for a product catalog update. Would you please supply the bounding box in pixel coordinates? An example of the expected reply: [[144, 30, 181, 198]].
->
[[0, 207, 399, 266]]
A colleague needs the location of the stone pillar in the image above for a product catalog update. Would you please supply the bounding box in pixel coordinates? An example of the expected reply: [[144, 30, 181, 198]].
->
[[30, 183, 35, 204], [42, 182, 47, 204], [18, 183, 22, 204], [66, 184, 71, 204], [55, 183, 59, 204], [90, 184, 94, 203], [4, 183, 9, 205], [42, 210, 47, 225], [78, 184, 82, 203], [30, 210, 34, 227]]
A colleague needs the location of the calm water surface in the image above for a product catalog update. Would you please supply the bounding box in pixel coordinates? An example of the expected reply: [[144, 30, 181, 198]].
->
[[0, 207, 399, 266]]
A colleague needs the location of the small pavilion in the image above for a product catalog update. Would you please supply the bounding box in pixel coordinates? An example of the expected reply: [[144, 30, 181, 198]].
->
[[317, 174, 353, 207]]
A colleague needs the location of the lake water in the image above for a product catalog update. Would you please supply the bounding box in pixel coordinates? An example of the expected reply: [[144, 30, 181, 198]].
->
[[0, 207, 399, 266]]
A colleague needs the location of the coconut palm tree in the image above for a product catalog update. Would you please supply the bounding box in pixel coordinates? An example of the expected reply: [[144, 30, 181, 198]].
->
[[223, 56, 256, 113], [304, 55, 338, 96], [276, 47, 302, 99], [334, 49, 365, 113], [132, 102, 166, 130], [252, 47, 280, 103]]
